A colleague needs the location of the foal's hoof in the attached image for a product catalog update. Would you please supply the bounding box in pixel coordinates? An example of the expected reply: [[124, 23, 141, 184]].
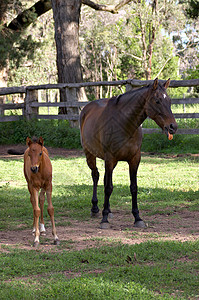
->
[[33, 241, 39, 247], [100, 222, 110, 229], [134, 220, 146, 228], [40, 231, 46, 236], [54, 239, 60, 246]]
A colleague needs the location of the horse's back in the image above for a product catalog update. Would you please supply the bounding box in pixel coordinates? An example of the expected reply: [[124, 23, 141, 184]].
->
[[80, 99, 109, 127]]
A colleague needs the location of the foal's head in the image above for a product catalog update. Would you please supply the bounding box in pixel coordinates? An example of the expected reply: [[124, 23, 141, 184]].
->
[[145, 78, 177, 139], [26, 137, 44, 174]]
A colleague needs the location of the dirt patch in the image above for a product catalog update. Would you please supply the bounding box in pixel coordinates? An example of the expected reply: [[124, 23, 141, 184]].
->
[[0, 210, 198, 252], [1, 144, 198, 160], [0, 144, 84, 159]]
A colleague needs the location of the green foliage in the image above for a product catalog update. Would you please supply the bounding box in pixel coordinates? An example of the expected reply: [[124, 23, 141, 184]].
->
[[142, 133, 199, 154], [186, 64, 199, 95], [0, 120, 199, 153], [185, 0, 199, 19], [7, 10, 57, 86], [0, 119, 81, 148], [0, 118, 199, 154]]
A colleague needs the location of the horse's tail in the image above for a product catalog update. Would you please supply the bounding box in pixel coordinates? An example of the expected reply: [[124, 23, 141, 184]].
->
[[7, 149, 24, 155]]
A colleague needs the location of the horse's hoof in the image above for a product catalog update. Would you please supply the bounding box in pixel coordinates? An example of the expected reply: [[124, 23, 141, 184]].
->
[[91, 211, 100, 218], [134, 220, 146, 228], [33, 241, 39, 247], [108, 212, 113, 219], [54, 239, 60, 246], [100, 222, 110, 229]]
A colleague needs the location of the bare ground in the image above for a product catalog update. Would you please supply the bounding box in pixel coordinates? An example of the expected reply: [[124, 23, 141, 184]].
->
[[0, 144, 198, 252], [0, 210, 198, 252]]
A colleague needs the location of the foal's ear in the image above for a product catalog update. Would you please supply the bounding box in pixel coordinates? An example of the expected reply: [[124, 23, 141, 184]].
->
[[38, 136, 44, 147], [26, 137, 32, 147], [152, 78, 158, 90], [163, 78, 170, 89]]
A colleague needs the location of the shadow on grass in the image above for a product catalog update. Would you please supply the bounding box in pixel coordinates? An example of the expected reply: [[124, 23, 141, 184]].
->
[[0, 183, 198, 231]]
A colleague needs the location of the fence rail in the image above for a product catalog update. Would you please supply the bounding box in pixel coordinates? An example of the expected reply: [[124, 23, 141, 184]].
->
[[0, 79, 199, 134]]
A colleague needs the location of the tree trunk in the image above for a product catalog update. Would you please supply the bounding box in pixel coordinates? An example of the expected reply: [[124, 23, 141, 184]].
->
[[51, 0, 87, 122]]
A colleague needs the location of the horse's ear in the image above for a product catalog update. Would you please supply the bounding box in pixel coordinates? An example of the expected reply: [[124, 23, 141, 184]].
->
[[163, 78, 170, 89], [153, 78, 158, 90], [38, 137, 44, 147], [26, 137, 32, 147]]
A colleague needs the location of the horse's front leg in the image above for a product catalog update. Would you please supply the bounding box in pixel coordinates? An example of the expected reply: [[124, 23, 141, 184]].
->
[[100, 161, 116, 229], [46, 184, 59, 245], [129, 154, 146, 228]]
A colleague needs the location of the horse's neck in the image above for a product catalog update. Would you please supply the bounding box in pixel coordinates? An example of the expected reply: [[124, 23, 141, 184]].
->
[[118, 89, 148, 127]]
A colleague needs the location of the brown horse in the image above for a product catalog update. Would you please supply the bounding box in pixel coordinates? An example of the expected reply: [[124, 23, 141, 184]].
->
[[24, 137, 59, 246], [80, 78, 177, 229]]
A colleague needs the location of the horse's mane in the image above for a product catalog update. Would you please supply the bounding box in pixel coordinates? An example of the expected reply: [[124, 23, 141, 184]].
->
[[115, 85, 150, 104]]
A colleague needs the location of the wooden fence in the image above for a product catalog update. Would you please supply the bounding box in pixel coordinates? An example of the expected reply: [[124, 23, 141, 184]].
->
[[0, 79, 199, 134]]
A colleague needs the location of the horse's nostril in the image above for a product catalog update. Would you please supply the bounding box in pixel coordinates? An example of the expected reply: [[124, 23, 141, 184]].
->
[[169, 123, 177, 133], [31, 166, 38, 173]]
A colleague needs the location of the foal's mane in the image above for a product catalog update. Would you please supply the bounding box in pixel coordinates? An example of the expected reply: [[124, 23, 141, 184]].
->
[[32, 136, 38, 143]]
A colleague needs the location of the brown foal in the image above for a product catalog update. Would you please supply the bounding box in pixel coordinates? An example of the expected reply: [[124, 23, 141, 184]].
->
[[24, 137, 59, 247]]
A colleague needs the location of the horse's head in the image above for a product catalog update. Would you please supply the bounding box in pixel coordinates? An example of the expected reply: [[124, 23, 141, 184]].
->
[[145, 78, 177, 139], [26, 137, 44, 174]]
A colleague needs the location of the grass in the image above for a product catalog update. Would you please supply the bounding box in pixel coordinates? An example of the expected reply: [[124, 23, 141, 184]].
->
[[0, 154, 198, 299], [0, 155, 198, 230], [0, 241, 198, 299]]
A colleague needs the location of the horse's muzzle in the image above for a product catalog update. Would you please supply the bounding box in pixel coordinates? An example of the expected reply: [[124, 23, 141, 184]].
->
[[31, 166, 39, 174], [165, 123, 178, 135]]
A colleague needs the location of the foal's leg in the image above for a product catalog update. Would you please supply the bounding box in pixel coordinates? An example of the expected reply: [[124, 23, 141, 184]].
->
[[86, 152, 100, 216], [39, 189, 46, 235], [30, 187, 41, 246], [100, 160, 117, 229], [30, 194, 36, 233], [129, 152, 146, 228], [46, 184, 59, 245]]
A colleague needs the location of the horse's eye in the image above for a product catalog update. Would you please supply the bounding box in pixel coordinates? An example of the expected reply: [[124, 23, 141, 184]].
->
[[155, 99, 160, 104], [39, 152, 42, 156]]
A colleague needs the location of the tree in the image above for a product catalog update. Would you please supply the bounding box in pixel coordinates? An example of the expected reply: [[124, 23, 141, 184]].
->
[[50, 0, 133, 106], [0, 0, 134, 113], [185, 0, 199, 19], [1, 0, 198, 103]]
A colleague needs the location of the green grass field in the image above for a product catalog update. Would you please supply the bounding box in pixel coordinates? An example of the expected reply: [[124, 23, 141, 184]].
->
[[0, 153, 198, 299]]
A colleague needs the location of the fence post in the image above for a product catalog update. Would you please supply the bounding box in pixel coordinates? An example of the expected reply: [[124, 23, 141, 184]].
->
[[65, 87, 79, 128], [0, 105, 4, 117], [24, 89, 38, 120]]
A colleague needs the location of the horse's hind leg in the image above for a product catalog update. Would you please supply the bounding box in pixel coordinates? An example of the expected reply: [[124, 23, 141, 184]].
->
[[86, 152, 100, 216], [100, 160, 117, 229], [39, 189, 46, 235], [46, 185, 59, 245]]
